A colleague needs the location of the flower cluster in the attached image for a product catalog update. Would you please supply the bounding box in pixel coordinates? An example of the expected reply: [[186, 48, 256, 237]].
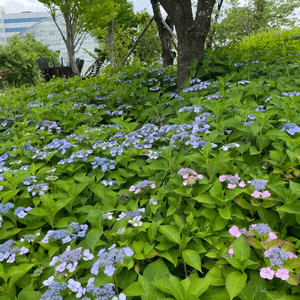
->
[[248, 179, 270, 198], [281, 123, 300, 135], [50, 246, 94, 274], [0, 239, 29, 263], [219, 174, 246, 189], [261, 245, 297, 281], [36, 120, 61, 133], [27, 183, 49, 196], [91, 157, 115, 171], [228, 224, 297, 282], [129, 180, 156, 194], [14, 207, 32, 218], [220, 143, 240, 151], [229, 224, 277, 242], [178, 168, 203, 186], [91, 244, 134, 276], [70, 150, 93, 162]]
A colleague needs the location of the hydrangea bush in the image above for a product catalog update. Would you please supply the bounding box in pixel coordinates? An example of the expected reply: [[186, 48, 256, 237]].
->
[[1, 38, 300, 299]]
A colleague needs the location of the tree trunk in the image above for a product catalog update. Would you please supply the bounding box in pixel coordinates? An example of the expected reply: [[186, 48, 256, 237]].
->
[[158, 0, 216, 92], [253, 0, 266, 34], [206, 0, 223, 50], [150, 0, 175, 67], [64, 12, 80, 76], [108, 19, 115, 68]]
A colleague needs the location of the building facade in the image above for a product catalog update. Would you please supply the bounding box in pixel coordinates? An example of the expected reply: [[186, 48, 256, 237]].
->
[[0, 7, 99, 74], [0, 8, 50, 44]]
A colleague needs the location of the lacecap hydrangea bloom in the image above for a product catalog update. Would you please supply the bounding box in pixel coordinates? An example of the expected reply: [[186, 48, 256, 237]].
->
[[219, 174, 246, 189], [91, 244, 134, 276]]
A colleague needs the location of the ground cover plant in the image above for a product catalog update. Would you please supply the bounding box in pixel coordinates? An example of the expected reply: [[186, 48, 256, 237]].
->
[[2, 35, 300, 300]]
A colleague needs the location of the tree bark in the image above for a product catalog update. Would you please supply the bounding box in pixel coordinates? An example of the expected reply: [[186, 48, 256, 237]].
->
[[64, 11, 80, 76], [108, 19, 115, 68], [150, 0, 175, 67], [206, 0, 223, 50], [158, 0, 216, 92], [253, 0, 266, 34]]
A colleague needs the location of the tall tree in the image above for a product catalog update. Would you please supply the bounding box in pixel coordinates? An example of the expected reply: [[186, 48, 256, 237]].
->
[[156, 0, 216, 92], [212, 0, 300, 47], [101, 0, 134, 69], [150, 0, 176, 67], [37, 0, 118, 75], [95, 10, 161, 67]]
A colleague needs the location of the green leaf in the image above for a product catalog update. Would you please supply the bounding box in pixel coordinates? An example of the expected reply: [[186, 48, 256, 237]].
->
[[201, 286, 230, 299], [277, 203, 300, 215], [8, 264, 34, 289], [143, 258, 169, 282], [226, 271, 247, 300], [224, 256, 243, 269], [239, 277, 268, 300], [233, 237, 250, 262], [193, 194, 219, 205], [290, 181, 300, 197], [169, 275, 186, 300], [187, 278, 209, 297], [182, 249, 202, 272], [205, 267, 225, 286], [151, 278, 173, 295], [214, 216, 229, 230], [85, 228, 103, 251], [18, 284, 42, 300], [122, 281, 144, 296], [158, 225, 181, 244]]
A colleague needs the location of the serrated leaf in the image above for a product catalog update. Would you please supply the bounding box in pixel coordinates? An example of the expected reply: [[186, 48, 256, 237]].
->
[[122, 281, 144, 296], [182, 249, 202, 272], [169, 275, 186, 300], [226, 272, 247, 300], [187, 278, 209, 297], [233, 237, 250, 262], [143, 258, 169, 282], [158, 225, 181, 244]]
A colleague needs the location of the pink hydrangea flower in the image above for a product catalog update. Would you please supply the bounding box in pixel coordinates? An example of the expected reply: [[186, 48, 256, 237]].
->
[[150, 184, 156, 189], [287, 251, 297, 259], [261, 191, 271, 198], [229, 225, 242, 238], [134, 188, 141, 194], [239, 181, 246, 187], [129, 185, 136, 192], [228, 184, 236, 189], [251, 191, 261, 198], [197, 174, 203, 179], [228, 248, 234, 255], [275, 268, 289, 280], [219, 175, 226, 182], [182, 174, 189, 179], [260, 267, 275, 280], [266, 231, 277, 242]]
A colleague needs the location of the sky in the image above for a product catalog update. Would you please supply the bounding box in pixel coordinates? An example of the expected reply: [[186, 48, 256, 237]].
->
[[0, 0, 152, 14]]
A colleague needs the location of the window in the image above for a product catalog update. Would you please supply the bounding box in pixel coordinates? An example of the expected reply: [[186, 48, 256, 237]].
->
[[4, 17, 49, 23], [5, 27, 27, 33]]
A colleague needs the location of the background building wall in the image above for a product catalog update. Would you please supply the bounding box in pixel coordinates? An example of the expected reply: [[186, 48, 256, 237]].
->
[[18, 14, 98, 74]]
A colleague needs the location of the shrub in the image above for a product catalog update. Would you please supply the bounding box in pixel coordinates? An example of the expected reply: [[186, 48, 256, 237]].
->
[[0, 33, 59, 87], [2, 35, 300, 299], [235, 26, 300, 53]]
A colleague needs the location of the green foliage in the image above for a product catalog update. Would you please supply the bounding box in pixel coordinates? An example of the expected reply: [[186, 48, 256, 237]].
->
[[235, 27, 300, 53], [209, 0, 300, 48], [0, 34, 59, 87], [95, 10, 162, 66], [3, 29, 300, 299]]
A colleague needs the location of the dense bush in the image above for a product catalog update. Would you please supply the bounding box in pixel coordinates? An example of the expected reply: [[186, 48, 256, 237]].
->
[[2, 29, 300, 299], [234, 27, 300, 53], [0, 34, 59, 88]]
